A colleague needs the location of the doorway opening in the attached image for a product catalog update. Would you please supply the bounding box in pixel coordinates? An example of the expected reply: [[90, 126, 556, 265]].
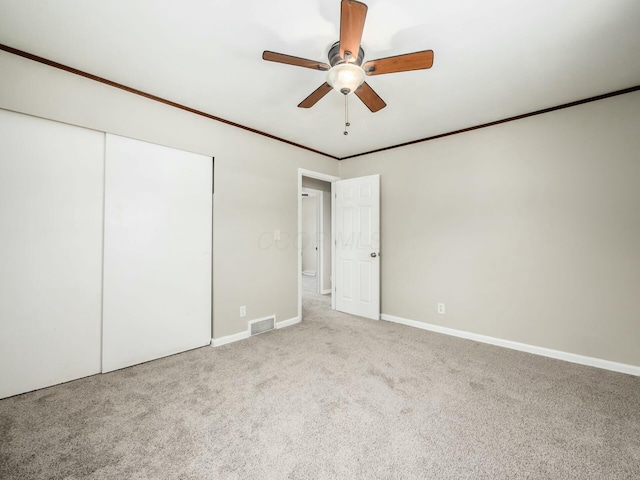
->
[[298, 169, 339, 321], [301, 188, 322, 294]]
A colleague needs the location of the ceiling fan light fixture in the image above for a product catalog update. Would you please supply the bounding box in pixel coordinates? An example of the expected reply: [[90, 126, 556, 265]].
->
[[326, 63, 365, 95], [263, 1, 433, 113]]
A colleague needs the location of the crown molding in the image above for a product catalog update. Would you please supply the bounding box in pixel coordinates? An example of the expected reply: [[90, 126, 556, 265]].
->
[[339, 84, 640, 160], [0, 43, 338, 160], [2, 43, 638, 162]]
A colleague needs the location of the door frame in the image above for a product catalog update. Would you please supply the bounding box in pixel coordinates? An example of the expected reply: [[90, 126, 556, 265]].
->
[[301, 187, 322, 294], [298, 168, 340, 321]]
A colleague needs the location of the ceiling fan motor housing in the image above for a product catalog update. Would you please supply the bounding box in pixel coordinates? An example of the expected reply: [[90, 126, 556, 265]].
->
[[328, 41, 365, 67]]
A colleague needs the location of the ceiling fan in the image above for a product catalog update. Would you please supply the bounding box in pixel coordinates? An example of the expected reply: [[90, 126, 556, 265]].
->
[[262, 0, 434, 115]]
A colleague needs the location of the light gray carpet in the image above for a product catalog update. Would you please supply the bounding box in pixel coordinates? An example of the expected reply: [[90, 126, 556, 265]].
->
[[1, 292, 639, 479]]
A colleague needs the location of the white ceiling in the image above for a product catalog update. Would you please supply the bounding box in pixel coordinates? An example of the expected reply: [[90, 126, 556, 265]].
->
[[1, 0, 639, 158]]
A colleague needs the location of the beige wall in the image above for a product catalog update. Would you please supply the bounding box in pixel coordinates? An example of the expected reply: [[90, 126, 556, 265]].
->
[[340, 91, 640, 366], [3, 49, 639, 365], [302, 177, 333, 292], [0, 51, 339, 339]]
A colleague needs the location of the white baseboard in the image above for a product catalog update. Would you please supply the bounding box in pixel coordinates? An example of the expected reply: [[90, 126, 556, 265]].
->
[[212, 315, 301, 347], [276, 316, 301, 329], [211, 330, 250, 347], [380, 314, 640, 377], [321, 289, 332, 295]]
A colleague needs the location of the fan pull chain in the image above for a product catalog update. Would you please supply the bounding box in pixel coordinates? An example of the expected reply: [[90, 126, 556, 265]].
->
[[343, 94, 351, 136]]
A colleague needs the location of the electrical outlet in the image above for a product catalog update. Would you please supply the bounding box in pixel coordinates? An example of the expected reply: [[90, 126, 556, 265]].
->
[[438, 303, 445, 314], [240, 306, 246, 317]]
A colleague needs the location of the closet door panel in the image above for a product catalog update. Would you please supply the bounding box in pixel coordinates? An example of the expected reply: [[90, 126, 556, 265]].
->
[[0, 110, 104, 399], [102, 135, 212, 373]]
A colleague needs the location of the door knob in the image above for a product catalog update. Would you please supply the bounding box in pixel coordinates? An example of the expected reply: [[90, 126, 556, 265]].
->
[[370, 252, 378, 258]]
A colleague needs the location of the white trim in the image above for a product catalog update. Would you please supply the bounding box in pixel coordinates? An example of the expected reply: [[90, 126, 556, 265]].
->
[[331, 181, 336, 311], [211, 330, 250, 347], [213, 315, 275, 347], [276, 316, 301, 329], [299, 168, 340, 183], [381, 314, 640, 377], [211, 314, 301, 347], [248, 314, 277, 329], [321, 289, 332, 295]]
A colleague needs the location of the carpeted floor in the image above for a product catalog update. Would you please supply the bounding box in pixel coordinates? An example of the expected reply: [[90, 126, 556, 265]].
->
[[1, 292, 639, 479]]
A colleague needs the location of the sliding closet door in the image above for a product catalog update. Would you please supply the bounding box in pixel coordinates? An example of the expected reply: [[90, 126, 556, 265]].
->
[[0, 110, 104, 399], [102, 135, 212, 373]]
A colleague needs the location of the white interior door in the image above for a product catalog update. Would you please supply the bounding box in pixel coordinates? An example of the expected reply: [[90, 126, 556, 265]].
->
[[335, 174, 380, 320], [102, 134, 212, 373]]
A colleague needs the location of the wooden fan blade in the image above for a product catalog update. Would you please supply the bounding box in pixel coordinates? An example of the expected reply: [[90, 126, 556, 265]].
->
[[355, 82, 386, 112], [262, 51, 330, 71], [340, 0, 368, 60], [363, 50, 434, 76], [298, 83, 333, 108]]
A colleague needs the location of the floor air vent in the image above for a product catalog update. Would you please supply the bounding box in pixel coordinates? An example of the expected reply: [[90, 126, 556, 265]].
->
[[250, 316, 275, 336]]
